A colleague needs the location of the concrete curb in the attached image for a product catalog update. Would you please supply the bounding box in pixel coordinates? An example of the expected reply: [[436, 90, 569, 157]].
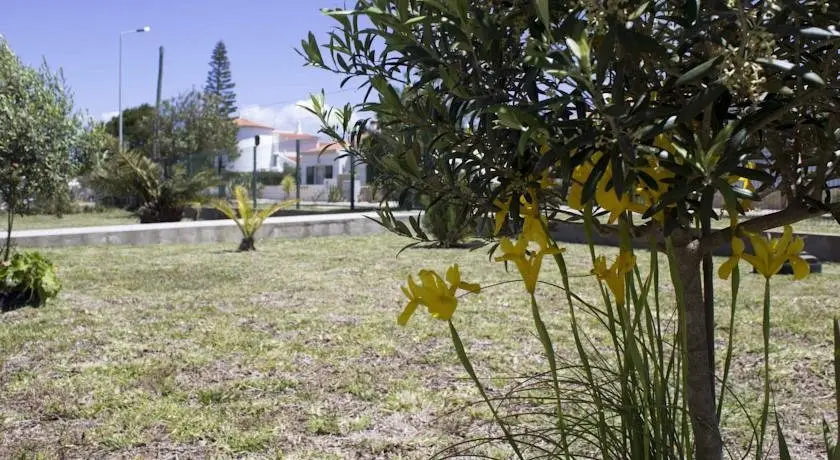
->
[[9, 211, 412, 249]]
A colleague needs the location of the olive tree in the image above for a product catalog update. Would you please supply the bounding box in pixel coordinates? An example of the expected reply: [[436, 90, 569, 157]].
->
[[301, 1, 840, 458], [0, 39, 81, 259]]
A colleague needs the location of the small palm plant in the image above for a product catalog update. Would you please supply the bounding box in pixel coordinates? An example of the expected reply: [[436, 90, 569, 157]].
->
[[213, 185, 293, 251], [281, 174, 296, 199]]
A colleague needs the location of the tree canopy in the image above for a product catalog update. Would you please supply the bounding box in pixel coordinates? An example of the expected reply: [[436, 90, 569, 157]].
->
[[0, 38, 83, 258], [204, 41, 237, 117], [104, 103, 156, 154], [300, 1, 840, 458]]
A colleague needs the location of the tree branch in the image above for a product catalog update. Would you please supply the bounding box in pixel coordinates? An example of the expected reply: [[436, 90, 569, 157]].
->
[[701, 201, 840, 252]]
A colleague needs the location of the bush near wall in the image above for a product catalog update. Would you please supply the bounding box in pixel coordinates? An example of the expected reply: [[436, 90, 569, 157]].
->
[[221, 171, 290, 186]]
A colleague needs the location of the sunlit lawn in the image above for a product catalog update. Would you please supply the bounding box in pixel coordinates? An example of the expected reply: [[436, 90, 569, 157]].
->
[[0, 234, 836, 458]]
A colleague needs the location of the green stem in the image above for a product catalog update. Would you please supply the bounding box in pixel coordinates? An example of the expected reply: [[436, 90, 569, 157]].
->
[[448, 321, 524, 460], [529, 292, 571, 459], [717, 266, 740, 421], [665, 237, 694, 460], [553, 251, 611, 460], [4, 197, 14, 262], [757, 277, 772, 460]]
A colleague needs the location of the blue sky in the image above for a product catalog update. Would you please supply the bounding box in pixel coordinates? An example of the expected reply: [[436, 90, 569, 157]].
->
[[0, 0, 360, 133]]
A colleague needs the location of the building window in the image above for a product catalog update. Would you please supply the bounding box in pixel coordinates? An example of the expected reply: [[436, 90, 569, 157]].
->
[[305, 165, 334, 185], [271, 155, 279, 168]]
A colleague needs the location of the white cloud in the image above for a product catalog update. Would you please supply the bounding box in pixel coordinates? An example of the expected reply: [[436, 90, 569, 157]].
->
[[99, 111, 119, 122], [238, 101, 359, 136]]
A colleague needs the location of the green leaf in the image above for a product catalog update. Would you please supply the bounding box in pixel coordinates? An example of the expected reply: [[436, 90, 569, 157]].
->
[[800, 27, 840, 38], [536, 0, 551, 31], [682, 0, 698, 26], [393, 218, 413, 237], [675, 55, 724, 87], [777, 416, 793, 460], [729, 166, 772, 183], [677, 84, 727, 124]]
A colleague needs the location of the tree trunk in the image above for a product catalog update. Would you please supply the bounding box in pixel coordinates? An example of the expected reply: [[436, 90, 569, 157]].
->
[[238, 237, 255, 251], [4, 207, 13, 261], [675, 240, 722, 460]]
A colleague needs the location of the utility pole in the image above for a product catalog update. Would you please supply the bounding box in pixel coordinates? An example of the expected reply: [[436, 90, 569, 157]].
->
[[295, 139, 301, 210], [252, 135, 260, 209], [153, 46, 163, 166]]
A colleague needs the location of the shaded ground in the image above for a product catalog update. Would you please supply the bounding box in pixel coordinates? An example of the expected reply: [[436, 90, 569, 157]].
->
[[0, 234, 835, 458]]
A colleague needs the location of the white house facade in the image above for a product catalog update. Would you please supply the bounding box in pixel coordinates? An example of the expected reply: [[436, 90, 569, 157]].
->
[[226, 118, 367, 201]]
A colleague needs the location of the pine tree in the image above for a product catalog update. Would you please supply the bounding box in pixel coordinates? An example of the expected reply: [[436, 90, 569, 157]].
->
[[204, 41, 237, 117]]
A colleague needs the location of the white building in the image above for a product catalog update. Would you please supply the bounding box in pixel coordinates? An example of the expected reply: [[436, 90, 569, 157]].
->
[[226, 118, 367, 201]]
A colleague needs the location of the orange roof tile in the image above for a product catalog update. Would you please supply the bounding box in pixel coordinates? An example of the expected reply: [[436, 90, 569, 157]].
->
[[274, 131, 319, 140], [234, 118, 274, 129], [301, 142, 342, 153]]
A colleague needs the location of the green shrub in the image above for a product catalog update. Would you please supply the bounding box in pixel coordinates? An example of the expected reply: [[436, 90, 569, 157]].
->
[[421, 197, 474, 248], [91, 151, 217, 223], [222, 171, 288, 186], [281, 175, 296, 199], [0, 251, 61, 309], [328, 185, 344, 202]]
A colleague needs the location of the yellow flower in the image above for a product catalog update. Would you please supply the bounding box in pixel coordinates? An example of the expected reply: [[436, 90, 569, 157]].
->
[[568, 160, 593, 211], [495, 237, 563, 294], [733, 176, 756, 211], [399, 264, 480, 325], [493, 198, 511, 236], [592, 249, 636, 306], [635, 157, 674, 221], [718, 237, 745, 280], [521, 213, 552, 250], [595, 166, 642, 224], [741, 226, 810, 280]]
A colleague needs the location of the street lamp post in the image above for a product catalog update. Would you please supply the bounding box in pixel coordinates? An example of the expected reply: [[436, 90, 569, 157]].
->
[[119, 26, 151, 152]]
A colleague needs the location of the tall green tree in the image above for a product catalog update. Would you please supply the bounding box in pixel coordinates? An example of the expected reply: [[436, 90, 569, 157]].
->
[[104, 104, 156, 154], [0, 38, 82, 259], [301, 2, 840, 459], [204, 41, 237, 117], [157, 90, 238, 176]]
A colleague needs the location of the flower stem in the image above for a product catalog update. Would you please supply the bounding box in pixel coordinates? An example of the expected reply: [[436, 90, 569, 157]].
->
[[757, 277, 772, 460], [529, 292, 571, 459], [448, 320, 524, 460]]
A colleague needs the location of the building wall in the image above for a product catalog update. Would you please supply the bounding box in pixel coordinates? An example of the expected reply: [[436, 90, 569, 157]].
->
[[227, 126, 275, 172]]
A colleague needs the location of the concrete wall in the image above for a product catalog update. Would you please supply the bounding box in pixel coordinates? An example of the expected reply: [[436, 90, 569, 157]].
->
[[10, 212, 412, 249]]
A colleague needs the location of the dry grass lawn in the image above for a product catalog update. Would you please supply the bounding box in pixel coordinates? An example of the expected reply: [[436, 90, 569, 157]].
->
[[0, 234, 836, 459]]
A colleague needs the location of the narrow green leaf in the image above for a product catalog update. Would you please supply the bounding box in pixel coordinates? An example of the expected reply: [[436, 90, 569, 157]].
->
[[536, 0, 551, 31], [777, 416, 793, 460], [676, 55, 724, 87], [677, 84, 727, 124]]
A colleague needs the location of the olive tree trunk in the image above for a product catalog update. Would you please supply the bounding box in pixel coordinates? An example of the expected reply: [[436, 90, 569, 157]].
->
[[675, 240, 722, 460]]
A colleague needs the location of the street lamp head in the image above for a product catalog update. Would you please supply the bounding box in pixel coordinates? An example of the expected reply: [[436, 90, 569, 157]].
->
[[139, 26, 151, 32]]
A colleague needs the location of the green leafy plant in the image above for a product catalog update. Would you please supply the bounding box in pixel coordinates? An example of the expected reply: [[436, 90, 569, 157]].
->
[[301, 1, 840, 458], [281, 174, 296, 199], [421, 197, 474, 248], [91, 151, 217, 223], [213, 185, 294, 251], [328, 185, 344, 202], [0, 251, 61, 311]]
